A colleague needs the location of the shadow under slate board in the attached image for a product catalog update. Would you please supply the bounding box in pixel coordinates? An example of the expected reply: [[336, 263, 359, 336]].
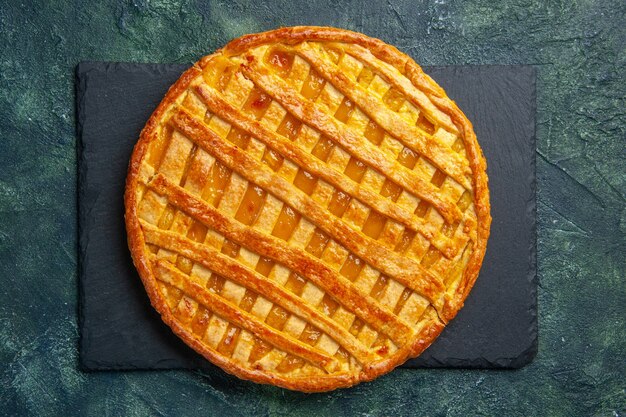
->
[[77, 62, 537, 372]]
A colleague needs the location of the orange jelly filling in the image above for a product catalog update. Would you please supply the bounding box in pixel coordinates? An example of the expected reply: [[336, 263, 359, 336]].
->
[[266, 48, 295, 77], [272, 205, 301, 240], [301, 70, 325, 99], [416, 112, 436, 135], [311, 136, 335, 161], [363, 120, 385, 145], [234, 185, 267, 226], [202, 162, 231, 206], [328, 190, 351, 217], [334, 97, 355, 123], [339, 253, 363, 281], [293, 169, 318, 195], [242, 87, 272, 119], [383, 88, 404, 111], [276, 113, 302, 140], [344, 157, 367, 182], [362, 210, 387, 239]]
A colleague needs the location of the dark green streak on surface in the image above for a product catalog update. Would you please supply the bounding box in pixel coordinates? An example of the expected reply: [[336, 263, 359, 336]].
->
[[0, 1, 624, 416]]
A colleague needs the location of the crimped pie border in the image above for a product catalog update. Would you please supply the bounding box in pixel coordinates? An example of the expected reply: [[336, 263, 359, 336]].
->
[[124, 26, 491, 392]]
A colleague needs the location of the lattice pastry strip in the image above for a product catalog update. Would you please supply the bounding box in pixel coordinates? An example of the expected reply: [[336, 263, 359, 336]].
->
[[198, 79, 467, 260], [126, 27, 490, 392]]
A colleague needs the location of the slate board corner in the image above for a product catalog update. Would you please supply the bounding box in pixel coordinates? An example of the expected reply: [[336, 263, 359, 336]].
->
[[508, 335, 538, 369]]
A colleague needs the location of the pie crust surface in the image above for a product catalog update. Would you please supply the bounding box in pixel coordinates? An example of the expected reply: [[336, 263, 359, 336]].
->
[[125, 26, 491, 392]]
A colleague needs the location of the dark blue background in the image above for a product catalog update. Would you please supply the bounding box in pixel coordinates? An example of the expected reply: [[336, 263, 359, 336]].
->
[[0, 1, 624, 415]]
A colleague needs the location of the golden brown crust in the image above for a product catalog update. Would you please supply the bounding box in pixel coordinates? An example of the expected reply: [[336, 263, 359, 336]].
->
[[145, 173, 415, 346], [196, 87, 464, 258], [125, 26, 490, 392]]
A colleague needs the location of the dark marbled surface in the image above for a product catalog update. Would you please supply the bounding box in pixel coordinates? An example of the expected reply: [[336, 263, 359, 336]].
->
[[0, 1, 624, 416]]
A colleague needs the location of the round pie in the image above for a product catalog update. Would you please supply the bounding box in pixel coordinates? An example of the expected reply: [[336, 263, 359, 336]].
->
[[125, 26, 491, 391]]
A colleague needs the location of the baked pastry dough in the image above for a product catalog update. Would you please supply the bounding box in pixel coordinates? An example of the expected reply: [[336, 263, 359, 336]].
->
[[125, 26, 490, 391]]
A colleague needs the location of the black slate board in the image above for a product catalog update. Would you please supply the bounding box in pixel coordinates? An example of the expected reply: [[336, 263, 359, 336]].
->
[[77, 62, 536, 371]]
